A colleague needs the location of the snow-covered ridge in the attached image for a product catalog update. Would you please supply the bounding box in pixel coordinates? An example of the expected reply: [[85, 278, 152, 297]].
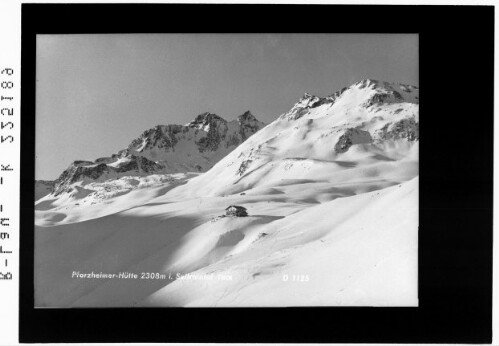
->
[[39, 79, 417, 200], [35, 79, 419, 307], [175, 79, 419, 197], [46, 110, 265, 196], [280, 78, 418, 121], [52, 155, 167, 196]]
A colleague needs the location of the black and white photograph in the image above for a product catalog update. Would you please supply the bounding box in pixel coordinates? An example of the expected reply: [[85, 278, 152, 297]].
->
[[34, 33, 419, 307], [10, 3, 493, 344]]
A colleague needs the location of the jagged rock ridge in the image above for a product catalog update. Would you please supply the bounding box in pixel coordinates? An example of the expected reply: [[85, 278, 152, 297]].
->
[[50, 111, 265, 195], [41, 79, 418, 198], [173, 78, 419, 197], [52, 155, 166, 195]]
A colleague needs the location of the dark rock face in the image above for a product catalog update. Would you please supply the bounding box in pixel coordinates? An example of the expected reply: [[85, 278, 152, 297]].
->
[[237, 110, 256, 123], [375, 118, 419, 142], [73, 163, 110, 182], [360, 81, 411, 108], [290, 107, 310, 120], [129, 125, 183, 152], [237, 111, 264, 141], [237, 159, 253, 176], [53, 163, 111, 195], [126, 111, 264, 155], [283, 88, 347, 121], [53, 163, 92, 195], [195, 115, 228, 153], [334, 128, 373, 154], [191, 111, 265, 153], [188, 112, 226, 131], [53, 156, 165, 195], [50, 111, 265, 195], [326, 87, 347, 103], [94, 157, 114, 164], [114, 155, 165, 174], [362, 93, 391, 108], [72, 160, 94, 167], [392, 90, 403, 100]]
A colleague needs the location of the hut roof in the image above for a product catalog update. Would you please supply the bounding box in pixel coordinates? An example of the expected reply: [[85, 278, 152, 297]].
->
[[225, 205, 247, 211]]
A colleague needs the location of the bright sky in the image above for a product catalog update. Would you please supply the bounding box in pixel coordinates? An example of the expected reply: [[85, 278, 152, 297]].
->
[[36, 34, 418, 180]]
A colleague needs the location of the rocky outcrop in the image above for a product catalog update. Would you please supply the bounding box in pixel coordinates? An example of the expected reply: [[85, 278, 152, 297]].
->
[[187, 112, 227, 132], [48, 111, 265, 196], [356, 79, 420, 108], [281, 88, 348, 121], [53, 162, 107, 195], [129, 125, 184, 152], [190, 111, 265, 152], [237, 159, 253, 176], [228, 79, 418, 183], [334, 128, 373, 153], [374, 118, 419, 142], [94, 157, 115, 164], [126, 111, 264, 156], [281, 79, 418, 117], [237, 111, 265, 141], [362, 90, 403, 108], [114, 155, 166, 174], [194, 114, 229, 153], [52, 156, 166, 195], [42, 79, 419, 198], [72, 160, 94, 167]]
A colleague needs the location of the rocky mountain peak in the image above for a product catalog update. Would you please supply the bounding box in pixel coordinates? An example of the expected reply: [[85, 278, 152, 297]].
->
[[187, 112, 227, 132], [237, 111, 264, 129], [52, 155, 166, 196], [43, 109, 266, 197], [281, 79, 420, 121], [237, 110, 256, 123], [354, 78, 380, 89], [280, 92, 328, 120], [169, 79, 419, 199], [301, 92, 313, 99]]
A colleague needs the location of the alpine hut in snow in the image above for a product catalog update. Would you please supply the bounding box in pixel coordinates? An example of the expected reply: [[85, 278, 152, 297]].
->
[[225, 205, 248, 217]]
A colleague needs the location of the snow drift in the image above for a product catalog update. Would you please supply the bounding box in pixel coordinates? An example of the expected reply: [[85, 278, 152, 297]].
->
[[35, 79, 419, 307]]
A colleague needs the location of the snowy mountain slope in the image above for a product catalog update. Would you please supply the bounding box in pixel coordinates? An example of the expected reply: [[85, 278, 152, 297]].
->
[[35, 79, 419, 307], [124, 111, 265, 174], [35, 173, 196, 225], [145, 177, 418, 307], [38, 110, 265, 200], [166, 79, 419, 197], [51, 155, 168, 196], [35, 175, 418, 307]]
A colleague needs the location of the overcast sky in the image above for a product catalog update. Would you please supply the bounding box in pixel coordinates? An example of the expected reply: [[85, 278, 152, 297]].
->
[[36, 34, 418, 180]]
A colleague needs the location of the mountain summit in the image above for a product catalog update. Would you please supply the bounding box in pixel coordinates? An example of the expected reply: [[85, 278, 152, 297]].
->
[[281, 79, 418, 121], [48, 111, 265, 195], [38, 79, 418, 199], [167, 79, 419, 197]]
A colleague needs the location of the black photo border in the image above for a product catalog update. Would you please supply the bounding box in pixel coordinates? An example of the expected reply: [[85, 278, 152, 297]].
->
[[19, 4, 494, 344]]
